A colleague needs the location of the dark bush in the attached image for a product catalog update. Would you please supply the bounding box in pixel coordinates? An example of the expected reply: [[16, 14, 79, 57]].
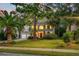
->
[[75, 39, 79, 44], [73, 29, 79, 40], [0, 31, 7, 41], [0, 30, 16, 41], [43, 33, 57, 39], [55, 27, 66, 37], [12, 33, 17, 39], [28, 36, 33, 39]]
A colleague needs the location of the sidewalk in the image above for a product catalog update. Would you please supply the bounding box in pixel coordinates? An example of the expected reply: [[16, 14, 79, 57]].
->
[[0, 39, 27, 43], [0, 47, 79, 53]]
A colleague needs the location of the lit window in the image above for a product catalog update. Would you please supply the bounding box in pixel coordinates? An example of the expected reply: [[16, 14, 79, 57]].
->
[[31, 26, 34, 29], [31, 25, 38, 30], [39, 25, 43, 30], [46, 25, 48, 29], [50, 26, 52, 29], [36, 26, 38, 30]]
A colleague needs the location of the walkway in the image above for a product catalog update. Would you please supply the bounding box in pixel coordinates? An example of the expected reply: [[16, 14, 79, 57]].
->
[[0, 47, 79, 53]]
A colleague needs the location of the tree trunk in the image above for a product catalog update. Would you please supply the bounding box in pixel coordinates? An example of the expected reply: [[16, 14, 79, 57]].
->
[[26, 33, 27, 39], [73, 31, 76, 40], [55, 25, 59, 37], [69, 24, 71, 31], [7, 34, 12, 43], [6, 26, 12, 46], [18, 30, 21, 39], [33, 16, 37, 40]]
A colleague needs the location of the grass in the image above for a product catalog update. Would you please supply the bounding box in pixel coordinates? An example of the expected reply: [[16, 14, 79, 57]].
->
[[0, 39, 79, 56], [12, 39, 79, 50], [0, 48, 79, 56], [13, 39, 65, 48]]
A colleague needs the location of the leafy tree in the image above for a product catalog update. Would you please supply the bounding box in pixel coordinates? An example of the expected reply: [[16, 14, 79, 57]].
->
[[47, 3, 79, 37], [12, 3, 46, 40], [15, 14, 27, 38], [12, 3, 79, 39]]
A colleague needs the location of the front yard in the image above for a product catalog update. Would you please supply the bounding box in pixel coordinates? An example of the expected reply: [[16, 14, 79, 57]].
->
[[0, 39, 79, 56], [12, 39, 79, 50], [13, 39, 65, 48]]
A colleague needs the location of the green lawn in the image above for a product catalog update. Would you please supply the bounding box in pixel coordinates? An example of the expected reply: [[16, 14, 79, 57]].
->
[[13, 39, 65, 48]]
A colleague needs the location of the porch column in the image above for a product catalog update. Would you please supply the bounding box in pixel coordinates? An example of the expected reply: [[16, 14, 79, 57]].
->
[[38, 25, 39, 31], [38, 25, 40, 38], [43, 25, 46, 36]]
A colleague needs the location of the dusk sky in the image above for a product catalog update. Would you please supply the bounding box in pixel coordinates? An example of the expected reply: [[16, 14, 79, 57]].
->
[[0, 3, 16, 11]]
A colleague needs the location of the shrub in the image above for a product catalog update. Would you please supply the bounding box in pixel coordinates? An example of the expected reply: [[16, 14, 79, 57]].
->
[[43, 33, 58, 39], [0, 31, 7, 41], [73, 29, 79, 40], [62, 31, 74, 43], [0, 30, 16, 41], [55, 26, 66, 37], [71, 29, 79, 44], [12, 33, 17, 39], [28, 36, 33, 39]]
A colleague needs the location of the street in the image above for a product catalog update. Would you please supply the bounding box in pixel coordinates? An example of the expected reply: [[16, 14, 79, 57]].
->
[[0, 52, 38, 56]]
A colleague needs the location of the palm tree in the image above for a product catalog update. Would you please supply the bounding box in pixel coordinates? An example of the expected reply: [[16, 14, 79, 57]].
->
[[0, 10, 17, 44]]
